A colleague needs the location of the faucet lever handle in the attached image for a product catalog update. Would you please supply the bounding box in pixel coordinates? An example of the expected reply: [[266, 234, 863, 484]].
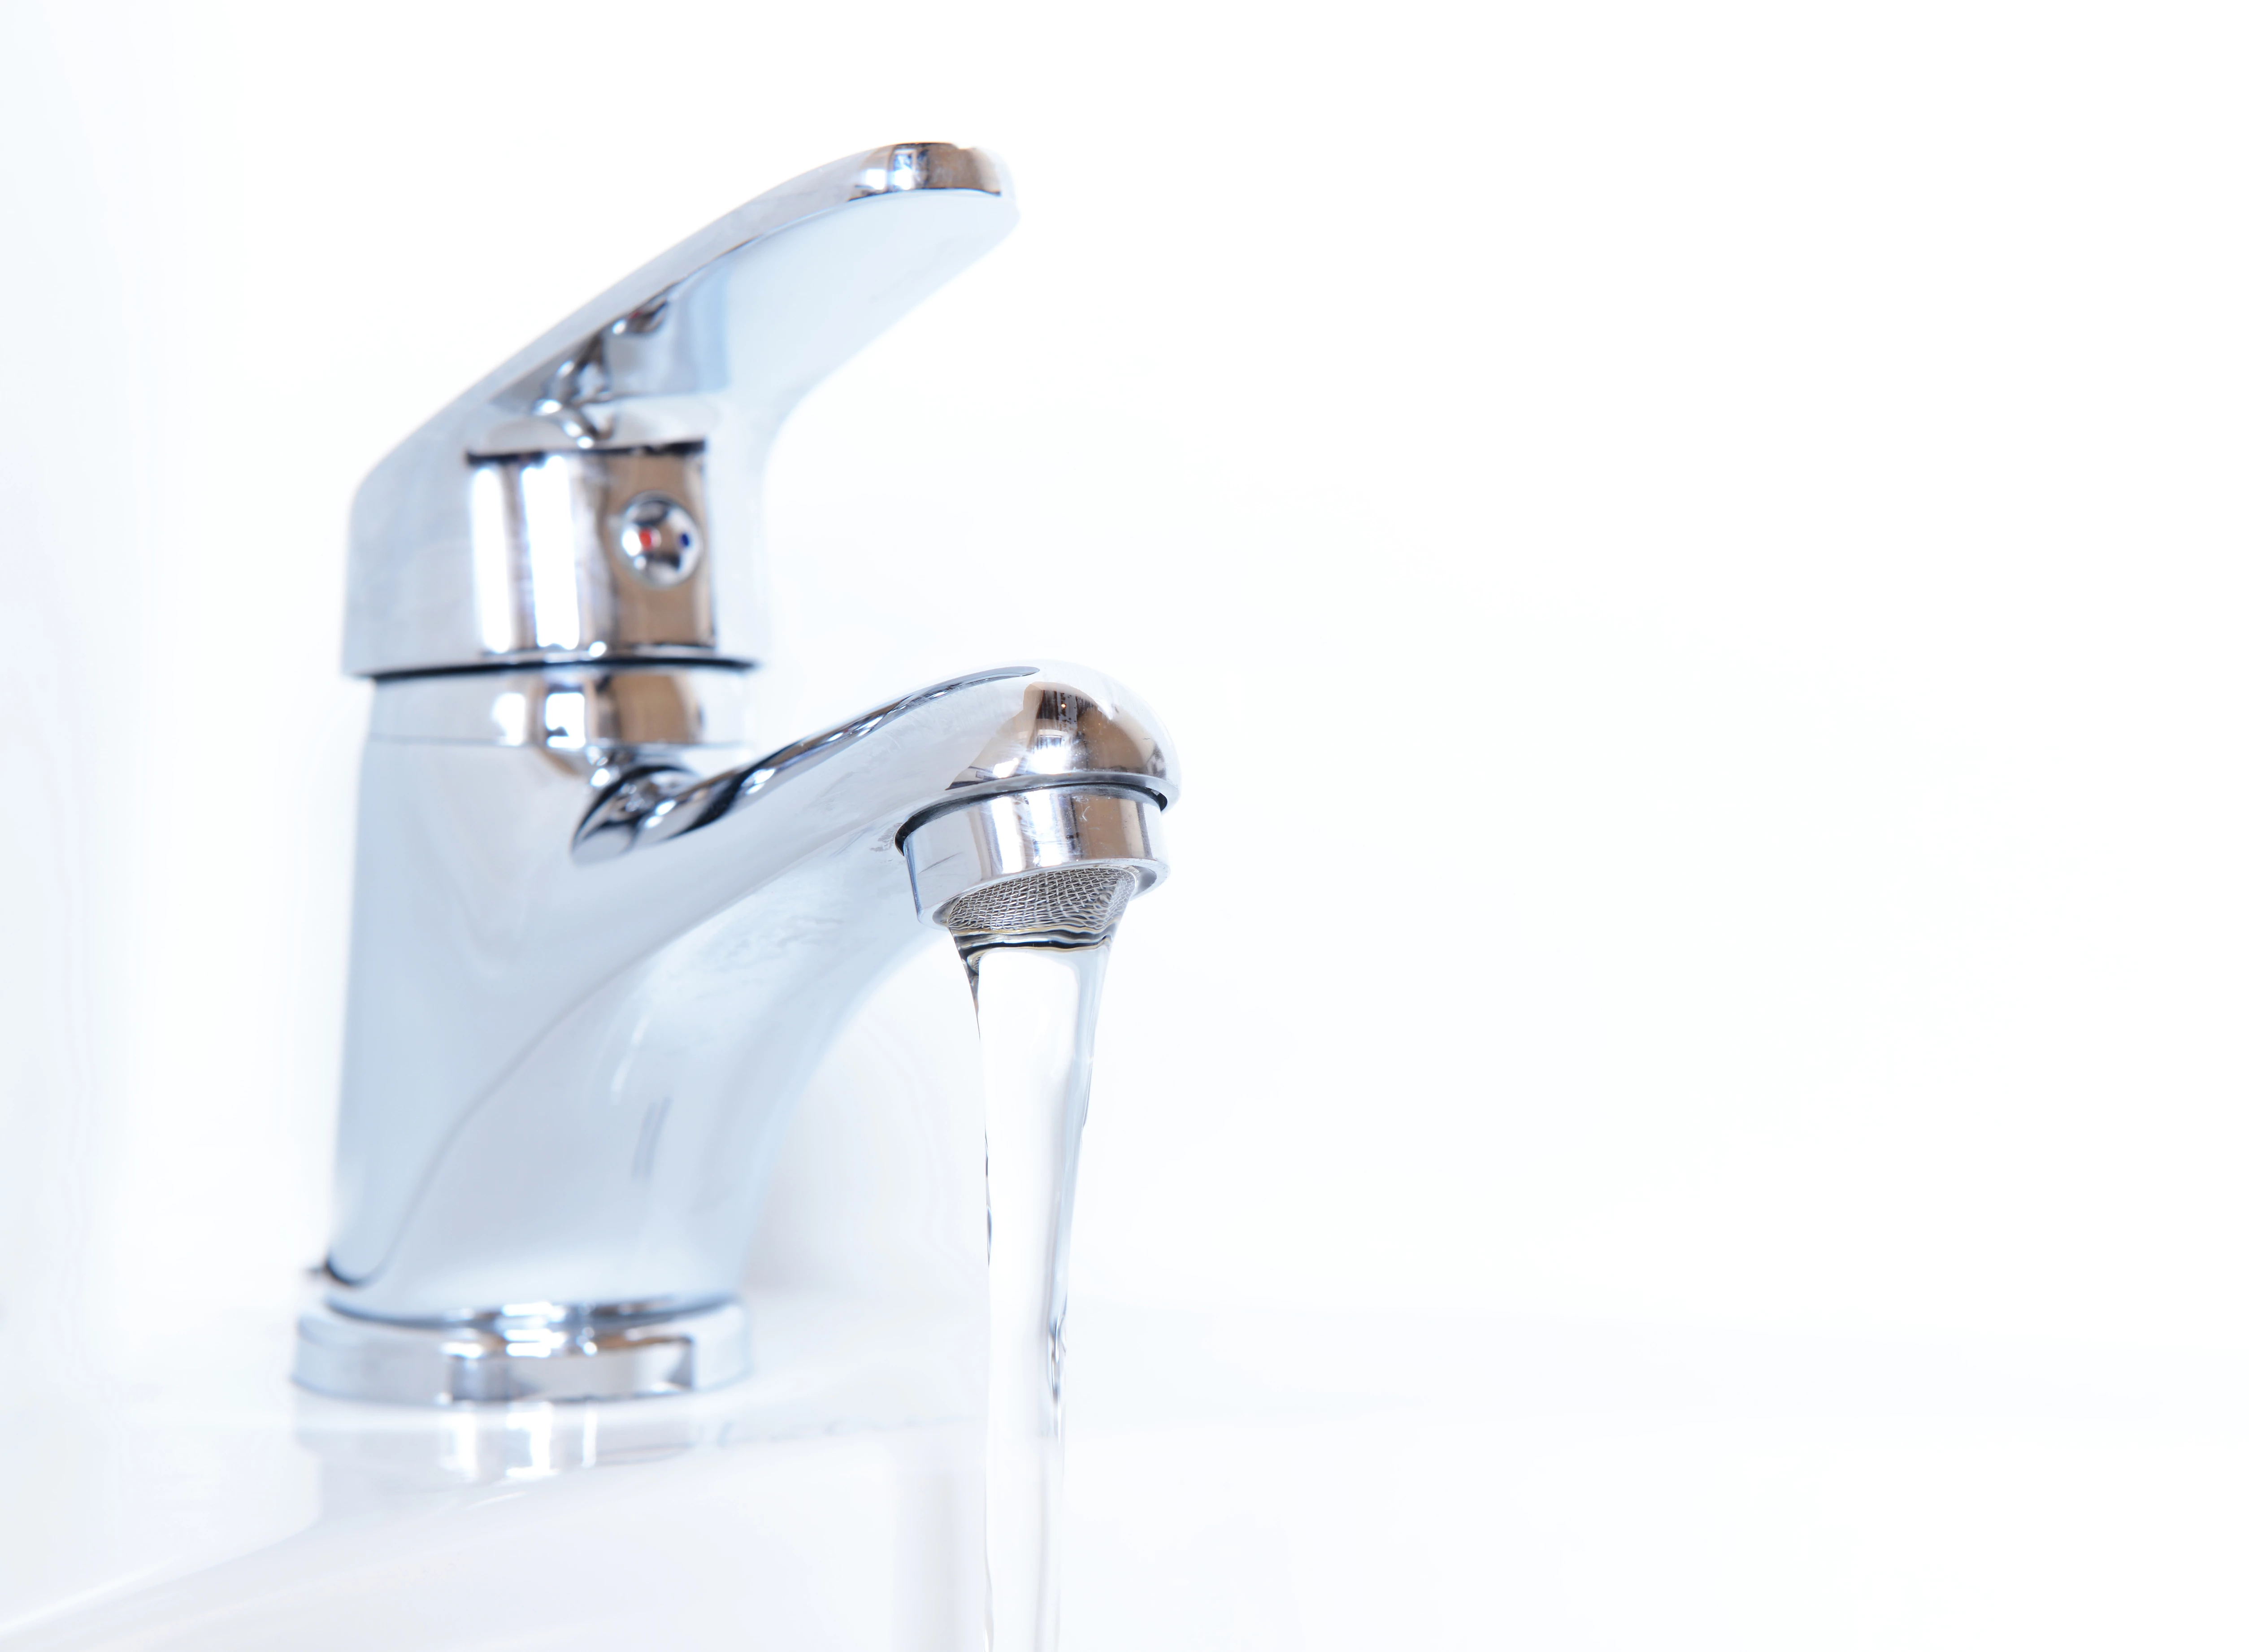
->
[[344, 142, 1016, 679]]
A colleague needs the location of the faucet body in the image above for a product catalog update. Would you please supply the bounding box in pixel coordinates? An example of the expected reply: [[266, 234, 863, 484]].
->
[[295, 145, 1174, 1405]]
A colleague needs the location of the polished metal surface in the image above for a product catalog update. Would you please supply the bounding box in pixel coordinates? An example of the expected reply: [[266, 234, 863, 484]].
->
[[369, 663, 751, 749], [310, 662, 1175, 1402], [903, 789, 1165, 926], [308, 140, 1177, 1405], [614, 489, 703, 588], [569, 666, 1031, 862], [346, 140, 1015, 678], [459, 446, 717, 661], [295, 1295, 747, 1405]]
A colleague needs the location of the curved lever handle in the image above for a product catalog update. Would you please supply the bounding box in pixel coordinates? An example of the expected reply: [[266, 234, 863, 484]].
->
[[344, 142, 1016, 678]]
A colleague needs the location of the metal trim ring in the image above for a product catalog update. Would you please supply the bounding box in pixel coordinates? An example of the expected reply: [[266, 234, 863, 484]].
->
[[293, 1295, 750, 1405], [901, 784, 1167, 926]]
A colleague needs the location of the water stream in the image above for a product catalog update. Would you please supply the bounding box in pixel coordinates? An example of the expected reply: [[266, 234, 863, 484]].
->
[[960, 938, 1111, 1652]]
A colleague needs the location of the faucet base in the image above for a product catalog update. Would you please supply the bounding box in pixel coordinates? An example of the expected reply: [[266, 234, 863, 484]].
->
[[293, 1296, 749, 1406]]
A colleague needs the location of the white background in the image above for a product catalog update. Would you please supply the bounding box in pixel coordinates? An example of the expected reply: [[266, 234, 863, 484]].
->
[[1, 0, 2246, 1640]]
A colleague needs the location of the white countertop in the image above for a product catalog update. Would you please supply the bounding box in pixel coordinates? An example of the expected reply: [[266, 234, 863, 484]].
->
[[4, 1292, 2243, 1648]]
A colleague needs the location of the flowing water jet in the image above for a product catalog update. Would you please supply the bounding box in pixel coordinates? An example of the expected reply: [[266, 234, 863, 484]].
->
[[942, 864, 1142, 1652]]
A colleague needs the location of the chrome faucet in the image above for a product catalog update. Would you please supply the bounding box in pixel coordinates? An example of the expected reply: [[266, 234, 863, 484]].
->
[[295, 143, 1175, 1406]]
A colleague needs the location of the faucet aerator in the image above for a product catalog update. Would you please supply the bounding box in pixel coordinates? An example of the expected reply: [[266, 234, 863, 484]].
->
[[904, 784, 1166, 951]]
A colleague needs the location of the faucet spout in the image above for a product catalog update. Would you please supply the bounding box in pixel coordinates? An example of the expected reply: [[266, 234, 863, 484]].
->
[[298, 664, 1173, 1404]]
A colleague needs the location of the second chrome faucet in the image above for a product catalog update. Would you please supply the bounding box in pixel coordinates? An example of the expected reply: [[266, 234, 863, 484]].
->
[[295, 142, 1176, 1405]]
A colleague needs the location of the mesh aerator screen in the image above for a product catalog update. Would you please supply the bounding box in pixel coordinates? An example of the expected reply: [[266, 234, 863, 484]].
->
[[939, 865, 1138, 938]]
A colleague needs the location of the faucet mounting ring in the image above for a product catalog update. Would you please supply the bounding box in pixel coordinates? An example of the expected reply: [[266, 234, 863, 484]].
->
[[294, 1295, 748, 1406]]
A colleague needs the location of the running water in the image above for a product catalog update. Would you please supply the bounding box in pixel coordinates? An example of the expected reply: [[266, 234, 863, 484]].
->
[[959, 937, 1112, 1652]]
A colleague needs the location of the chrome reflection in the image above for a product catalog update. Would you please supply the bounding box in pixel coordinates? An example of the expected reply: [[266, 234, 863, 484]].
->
[[345, 141, 1017, 677], [311, 664, 1175, 1402], [309, 141, 1178, 1408], [464, 446, 717, 662], [296, 1296, 747, 1407], [369, 664, 751, 750], [570, 666, 1035, 862], [902, 788, 1166, 927]]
